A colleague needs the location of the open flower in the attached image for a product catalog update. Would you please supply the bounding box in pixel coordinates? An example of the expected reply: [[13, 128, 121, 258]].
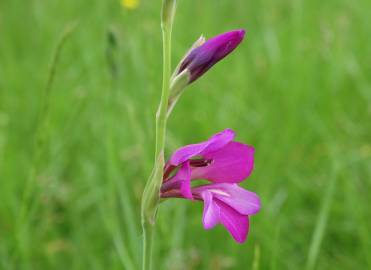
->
[[176, 29, 245, 84], [161, 129, 254, 199], [161, 129, 260, 243]]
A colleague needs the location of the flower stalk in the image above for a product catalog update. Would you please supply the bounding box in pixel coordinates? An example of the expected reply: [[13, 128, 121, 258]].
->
[[141, 1, 176, 269]]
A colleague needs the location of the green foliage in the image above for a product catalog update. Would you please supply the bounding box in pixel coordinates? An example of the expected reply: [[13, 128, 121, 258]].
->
[[0, 0, 370, 269]]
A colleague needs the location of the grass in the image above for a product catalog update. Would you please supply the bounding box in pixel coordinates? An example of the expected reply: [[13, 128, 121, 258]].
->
[[0, 0, 370, 269]]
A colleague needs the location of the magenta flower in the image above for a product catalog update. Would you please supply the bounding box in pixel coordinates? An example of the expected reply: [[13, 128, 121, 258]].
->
[[162, 129, 254, 199], [177, 29, 245, 83], [161, 129, 260, 243]]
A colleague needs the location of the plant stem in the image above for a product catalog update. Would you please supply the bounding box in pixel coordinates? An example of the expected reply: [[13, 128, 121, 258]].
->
[[142, 220, 155, 270], [155, 6, 173, 160], [141, 1, 176, 270]]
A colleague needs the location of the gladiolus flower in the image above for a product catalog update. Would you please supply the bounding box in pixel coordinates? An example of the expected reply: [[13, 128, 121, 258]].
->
[[177, 29, 245, 83], [161, 129, 260, 243], [161, 129, 254, 199]]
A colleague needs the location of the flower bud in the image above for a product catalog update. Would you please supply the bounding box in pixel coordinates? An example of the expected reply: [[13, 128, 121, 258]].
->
[[177, 29, 245, 84]]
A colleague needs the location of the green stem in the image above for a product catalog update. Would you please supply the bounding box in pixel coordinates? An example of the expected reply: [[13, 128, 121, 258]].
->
[[142, 221, 155, 270], [141, 1, 176, 270], [155, 16, 172, 159]]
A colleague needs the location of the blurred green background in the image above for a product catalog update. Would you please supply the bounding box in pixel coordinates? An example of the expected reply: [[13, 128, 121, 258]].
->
[[0, 0, 370, 269]]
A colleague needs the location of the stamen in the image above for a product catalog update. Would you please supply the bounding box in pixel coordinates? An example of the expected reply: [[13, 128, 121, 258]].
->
[[163, 165, 177, 181], [209, 189, 230, 197], [190, 158, 213, 167]]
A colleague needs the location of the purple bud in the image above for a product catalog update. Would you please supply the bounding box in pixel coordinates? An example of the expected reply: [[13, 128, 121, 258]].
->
[[178, 29, 245, 83]]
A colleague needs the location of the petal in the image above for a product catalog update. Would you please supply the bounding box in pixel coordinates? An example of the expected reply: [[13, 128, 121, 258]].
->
[[211, 184, 261, 215], [195, 188, 251, 243], [191, 142, 254, 183], [178, 30, 246, 83], [201, 191, 220, 229], [193, 183, 261, 215], [217, 200, 250, 244], [161, 161, 193, 199], [179, 162, 193, 199], [169, 129, 235, 165]]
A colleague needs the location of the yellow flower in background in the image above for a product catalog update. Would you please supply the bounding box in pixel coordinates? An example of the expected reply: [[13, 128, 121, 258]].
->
[[121, 0, 139, 10]]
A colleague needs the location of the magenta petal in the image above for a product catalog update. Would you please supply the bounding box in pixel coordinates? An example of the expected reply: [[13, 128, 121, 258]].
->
[[198, 189, 250, 243], [193, 183, 261, 215], [217, 200, 250, 243], [161, 161, 193, 199], [191, 142, 254, 183], [211, 184, 261, 215], [169, 129, 235, 166], [201, 191, 220, 229], [179, 29, 246, 83], [179, 162, 193, 199]]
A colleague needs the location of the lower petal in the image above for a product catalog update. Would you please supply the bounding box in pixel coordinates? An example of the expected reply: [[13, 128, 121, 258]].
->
[[210, 183, 261, 215], [198, 190, 250, 244], [217, 200, 250, 244], [201, 191, 220, 229]]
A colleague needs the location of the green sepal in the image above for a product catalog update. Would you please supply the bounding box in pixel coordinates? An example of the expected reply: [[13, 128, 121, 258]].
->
[[167, 69, 191, 117]]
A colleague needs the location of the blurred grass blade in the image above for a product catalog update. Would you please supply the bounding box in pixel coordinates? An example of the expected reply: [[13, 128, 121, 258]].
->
[[106, 27, 120, 81], [16, 23, 77, 261], [104, 29, 141, 265], [252, 244, 260, 270], [305, 164, 339, 270], [39, 22, 78, 124], [113, 226, 137, 270]]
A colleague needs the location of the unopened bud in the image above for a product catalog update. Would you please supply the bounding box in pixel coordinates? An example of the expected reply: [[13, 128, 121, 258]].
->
[[176, 29, 245, 84]]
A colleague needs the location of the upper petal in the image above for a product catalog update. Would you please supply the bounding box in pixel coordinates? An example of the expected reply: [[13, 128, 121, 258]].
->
[[191, 142, 254, 183], [169, 129, 235, 166]]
